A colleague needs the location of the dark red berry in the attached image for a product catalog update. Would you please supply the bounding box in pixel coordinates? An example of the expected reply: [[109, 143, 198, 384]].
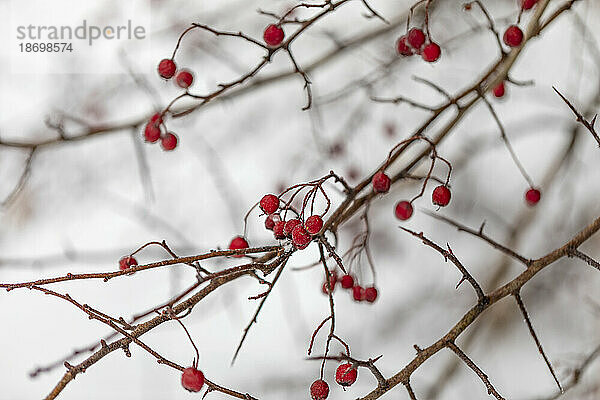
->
[[310, 379, 329, 400], [407, 28, 426, 50], [263, 24, 284, 47], [352, 285, 364, 302], [503, 25, 523, 47], [396, 36, 413, 56], [525, 188, 541, 206], [432, 185, 451, 207], [265, 213, 281, 230], [328, 270, 338, 286], [493, 82, 506, 98], [340, 274, 354, 289], [395, 201, 413, 221], [181, 367, 205, 392], [229, 236, 249, 258], [305, 215, 324, 235], [335, 363, 358, 387], [521, 0, 538, 10], [284, 218, 301, 238], [273, 221, 286, 239], [372, 172, 391, 193], [292, 225, 311, 249], [175, 70, 194, 88], [161, 132, 178, 151], [150, 113, 163, 125], [158, 59, 176, 79], [119, 256, 137, 271], [328, 142, 345, 157], [364, 286, 378, 303], [347, 167, 360, 181], [322, 281, 334, 294], [260, 194, 279, 214], [144, 122, 161, 143], [422, 42, 441, 62], [384, 122, 396, 138]]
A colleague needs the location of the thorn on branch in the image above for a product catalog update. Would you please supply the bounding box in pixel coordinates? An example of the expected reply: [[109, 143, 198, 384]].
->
[[400, 227, 486, 301], [553, 87, 600, 146]]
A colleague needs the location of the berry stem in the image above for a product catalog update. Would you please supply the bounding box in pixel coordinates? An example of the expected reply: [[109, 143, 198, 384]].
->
[[480, 93, 536, 188]]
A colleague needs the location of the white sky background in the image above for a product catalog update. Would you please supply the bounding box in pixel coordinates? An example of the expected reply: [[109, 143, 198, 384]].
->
[[0, 0, 600, 399]]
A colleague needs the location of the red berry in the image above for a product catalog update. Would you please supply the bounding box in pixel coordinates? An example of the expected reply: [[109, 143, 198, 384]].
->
[[310, 379, 329, 400], [407, 28, 426, 50], [322, 270, 337, 293], [144, 122, 161, 143], [364, 286, 378, 303], [372, 171, 391, 193], [291, 225, 311, 249], [263, 24, 284, 47], [161, 132, 178, 151], [328, 142, 345, 157], [175, 70, 194, 88], [229, 236, 249, 258], [521, 0, 538, 10], [347, 167, 360, 181], [260, 194, 279, 214], [352, 285, 364, 302], [305, 215, 324, 235], [265, 213, 281, 230], [340, 274, 354, 289], [181, 367, 205, 392], [283, 218, 301, 238], [273, 221, 286, 239], [503, 25, 523, 47], [493, 82, 506, 98], [396, 36, 413, 56], [119, 256, 137, 271], [422, 42, 441, 62], [335, 363, 358, 387], [150, 113, 163, 125], [328, 270, 338, 286], [525, 188, 541, 206], [158, 58, 177, 79], [432, 185, 451, 207], [394, 201, 413, 221], [322, 281, 334, 294], [384, 122, 396, 138]]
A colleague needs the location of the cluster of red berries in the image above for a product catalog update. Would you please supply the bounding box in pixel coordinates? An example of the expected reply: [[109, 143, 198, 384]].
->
[[322, 271, 378, 303], [261, 194, 324, 250], [145, 58, 196, 151], [371, 170, 451, 221], [181, 367, 205, 392], [394, 184, 451, 221], [263, 24, 285, 47], [226, 194, 325, 254], [310, 363, 358, 399], [143, 113, 178, 151], [396, 27, 441, 63], [157, 59, 195, 89]]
